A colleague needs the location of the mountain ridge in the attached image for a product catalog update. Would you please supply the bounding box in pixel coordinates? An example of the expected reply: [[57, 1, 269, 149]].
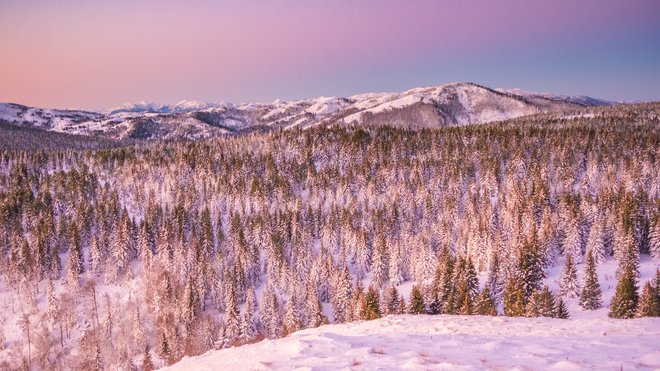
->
[[1, 82, 613, 141]]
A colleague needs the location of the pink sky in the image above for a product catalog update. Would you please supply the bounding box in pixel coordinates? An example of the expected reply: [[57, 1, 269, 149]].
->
[[1, 0, 659, 109]]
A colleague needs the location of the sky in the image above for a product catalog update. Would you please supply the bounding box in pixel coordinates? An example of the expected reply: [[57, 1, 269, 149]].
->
[[1, 0, 659, 110]]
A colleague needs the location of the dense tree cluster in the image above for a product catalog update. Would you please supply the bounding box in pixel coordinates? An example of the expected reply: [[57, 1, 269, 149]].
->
[[0, 104, 659, 368]]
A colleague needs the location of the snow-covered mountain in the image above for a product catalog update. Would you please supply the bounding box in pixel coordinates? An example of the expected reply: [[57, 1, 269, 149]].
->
[[1, 83, 613, 140], [107, 100, 232, 115]]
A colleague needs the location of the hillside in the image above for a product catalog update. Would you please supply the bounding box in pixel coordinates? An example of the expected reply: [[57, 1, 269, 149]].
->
[[165, 253, 659, 370], [0, 107, 658, 370], [0, 83, 611, 140], [166, 315, 660, 370]]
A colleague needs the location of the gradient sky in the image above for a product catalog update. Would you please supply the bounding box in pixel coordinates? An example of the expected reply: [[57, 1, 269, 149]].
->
[[1, 0, 659, 110]]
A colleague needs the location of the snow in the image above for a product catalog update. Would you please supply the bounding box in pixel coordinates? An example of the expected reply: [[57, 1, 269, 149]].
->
[[171, 100, 230, 113], [1, 83, 614, 140], [166, 315, 660, 370], [165, 255, 659, 370], [304, 97, 345, 117], [107, 101, 169, 115]]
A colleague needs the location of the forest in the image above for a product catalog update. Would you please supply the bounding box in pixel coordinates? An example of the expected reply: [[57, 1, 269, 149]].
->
[[1, 103, 659, 370]]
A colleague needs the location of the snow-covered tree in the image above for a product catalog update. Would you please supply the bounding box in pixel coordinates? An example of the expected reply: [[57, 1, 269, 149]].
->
[[579, 250, 602, 310], [559, 255, 579, 299]]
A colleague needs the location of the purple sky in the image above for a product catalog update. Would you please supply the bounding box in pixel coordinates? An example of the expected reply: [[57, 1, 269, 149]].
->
[[1, 0, 659, 109]]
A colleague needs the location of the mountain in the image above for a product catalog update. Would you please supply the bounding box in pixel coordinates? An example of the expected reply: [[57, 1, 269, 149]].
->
[[107, 100, 231, 115], [1, 82, 612, 140], [166, 315, 660, 370]]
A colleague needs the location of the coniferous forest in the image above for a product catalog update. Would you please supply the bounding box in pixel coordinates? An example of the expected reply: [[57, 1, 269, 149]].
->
[[1, 103, 659, 369]]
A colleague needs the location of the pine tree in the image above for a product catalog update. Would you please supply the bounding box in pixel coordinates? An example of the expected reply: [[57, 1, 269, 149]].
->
[[503, 276, 526, 317], [352, 280, 365, 321], [112, 214, 132, 279], [397, 296, 407, 315], [142, 344, 154, 371], [649, 216, 660, 260], [456, 279, 473, 315], [438, 254, 456, 314], [485, 252, 504, 305], [65, 243, 81, 287], [183, 277, 200, 328], [240, 287, 257, 342], [362, 285, 381, 320], [636, 281, 659, 317], [517, 235, 544, 299], [608, 265, 638, 318], [586, 218, 606, 263], [370, 237, 388, 289], [537, 286, 556, 317], [563, 209, 583, 264], [382, 284, 401, 316], [88, 234, 102, 277], [555, 297, 570, 319], [474, 288, 497, 316], [579, 250, 602, 310], [157, 331, 172, 365], [408, 285, 426, 314], [223, 277, 239, 344], [305, 282, 326, 328], [464, 257, 479, 301], [559, 255, 579, 298], [137, 222, 154, 271], [284, 293, 301, 335], [259, 283, 281, 338], [616, 219, 640, 281], [525, 289, 541, 317], [331, 265, 352, 323], [70, 222, 85, 274]]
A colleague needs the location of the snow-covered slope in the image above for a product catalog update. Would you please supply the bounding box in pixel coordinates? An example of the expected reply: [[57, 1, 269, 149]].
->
[[1, 83, 612, 140], [164, 256, 659, 370], [166, 315, 660, 370]]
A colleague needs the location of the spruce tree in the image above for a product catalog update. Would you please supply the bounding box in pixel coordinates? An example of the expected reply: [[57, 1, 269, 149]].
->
[[616, 221, 640, 281], [485, 252, 503, 305], [383, 284, 401, 316], [284, 294, 301, 335], [456, 279, 473, 315], [397, 296, 406, 315], [636, 281, 659, 317], [649, 216, 660, 260], [503, 276, 526, 317], [352, 280, 365, 321], [579, 250, 602, 310], [408, 285, 426, 314], [525, 289, 541, 317], [559, 255, 579, 298], [223, 278, 239, 344], [517, 234, 545, 299], [608, 266, 638, 318], [474, 288, 497, 316], [537, 286, 556, 317], [555, 297, 570, 319], [586, 218, 606, 263], [439, 254, 455, 314], [331, 266, 352, 322], [362, 285, 381, 320], [240, 288, 257, 343], [142, 344, 154, 371]]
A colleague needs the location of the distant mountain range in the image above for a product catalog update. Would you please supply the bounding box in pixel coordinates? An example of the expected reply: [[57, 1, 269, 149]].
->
[[0, 82, 613, 141]]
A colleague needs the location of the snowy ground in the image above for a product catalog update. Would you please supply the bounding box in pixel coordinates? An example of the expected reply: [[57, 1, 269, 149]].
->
[[166, 314, 660, 370], [166, 256, 659, 370]]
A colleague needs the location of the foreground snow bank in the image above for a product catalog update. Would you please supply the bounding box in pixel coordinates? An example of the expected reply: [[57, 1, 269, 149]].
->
[[166, 315, 660, 370]]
